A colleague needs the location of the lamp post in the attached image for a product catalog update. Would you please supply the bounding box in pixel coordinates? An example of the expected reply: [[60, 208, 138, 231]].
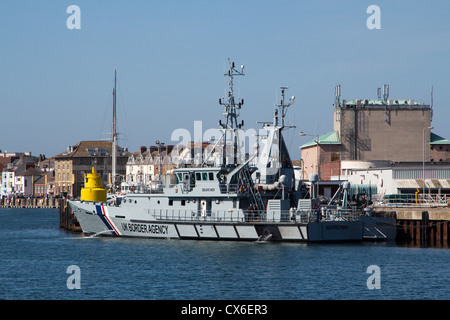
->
[[300, 131, 320, 195], [155, 140, 165, 183], [423, 126, 434, 200]]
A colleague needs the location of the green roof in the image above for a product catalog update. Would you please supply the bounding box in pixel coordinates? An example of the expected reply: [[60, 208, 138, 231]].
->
[[300, 131, 341, 149], [430, 132, 450, 145]]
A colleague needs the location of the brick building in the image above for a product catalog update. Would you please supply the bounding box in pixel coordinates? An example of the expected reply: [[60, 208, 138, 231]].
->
[[54, 141, 129, 198]]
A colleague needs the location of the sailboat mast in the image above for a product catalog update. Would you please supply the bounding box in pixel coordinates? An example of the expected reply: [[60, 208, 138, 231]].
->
[[112, 69, 117, 189]]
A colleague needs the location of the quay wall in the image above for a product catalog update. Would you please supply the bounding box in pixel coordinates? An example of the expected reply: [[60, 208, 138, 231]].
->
[[0, 197, 60, 209], [0, 197, 81, 232], [374, 206, 450, 247]]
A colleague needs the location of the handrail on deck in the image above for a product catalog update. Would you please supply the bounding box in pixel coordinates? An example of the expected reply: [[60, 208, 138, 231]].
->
[[374, 193, 449, 207], [147, 207, 359, 224]]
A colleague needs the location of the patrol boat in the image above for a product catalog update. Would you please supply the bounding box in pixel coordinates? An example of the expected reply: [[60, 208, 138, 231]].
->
[[69, 61, 365, 242]]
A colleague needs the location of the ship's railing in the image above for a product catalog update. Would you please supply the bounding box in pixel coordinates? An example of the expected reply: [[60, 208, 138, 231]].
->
[[148, 208, 359, 223], [123, 183, 242, 194], [150, 208, 247, 222], [373, 193, 449, 207], [150, 209, 296, 223], [294, 207, 359, 223]]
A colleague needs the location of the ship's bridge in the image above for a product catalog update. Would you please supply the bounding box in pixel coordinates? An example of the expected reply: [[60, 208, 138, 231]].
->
[[170, 166, 243, 195]]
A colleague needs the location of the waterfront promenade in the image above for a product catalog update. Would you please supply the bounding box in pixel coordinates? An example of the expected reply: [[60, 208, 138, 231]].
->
[[0, 197, 60, 209]]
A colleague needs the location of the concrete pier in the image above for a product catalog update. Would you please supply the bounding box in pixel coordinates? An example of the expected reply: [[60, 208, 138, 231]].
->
[[373, 206, 450, 247], [58, 199, 81, 232]]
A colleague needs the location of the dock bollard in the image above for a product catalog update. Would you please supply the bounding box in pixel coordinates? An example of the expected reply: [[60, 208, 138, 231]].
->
[[421, 211, 429, 245]]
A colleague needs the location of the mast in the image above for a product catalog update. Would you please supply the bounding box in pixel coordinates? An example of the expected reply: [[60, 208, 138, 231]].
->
[[274, 87, 295, 196], [274, 86, 295, 129], [218, 59, 245, 166], [274, 86, 295, 169], [112, 69, 117, 190]]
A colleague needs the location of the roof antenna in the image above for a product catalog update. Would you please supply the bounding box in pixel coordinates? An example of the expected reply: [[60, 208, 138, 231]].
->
[[334, 85, 341, 107], [430, 85, 434, 121], [383, 84, 390, 124]]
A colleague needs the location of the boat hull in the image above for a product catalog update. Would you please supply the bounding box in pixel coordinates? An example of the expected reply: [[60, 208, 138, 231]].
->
[[69, 201, 364, 242], [360, 216, 397, 241]]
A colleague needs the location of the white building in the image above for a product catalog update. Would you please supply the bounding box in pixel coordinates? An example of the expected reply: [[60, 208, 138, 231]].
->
[[1, 170, 15, 197], [332, 160, 450, 199], [126, 152, 156, 186]]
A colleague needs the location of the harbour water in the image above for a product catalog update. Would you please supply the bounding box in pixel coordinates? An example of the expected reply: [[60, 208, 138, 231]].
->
[[0, 208, 449, 300]]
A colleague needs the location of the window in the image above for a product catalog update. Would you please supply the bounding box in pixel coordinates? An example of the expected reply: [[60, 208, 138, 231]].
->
[[196, 172, 201, 181], [209, 172, 214, 181], [181, 200, 186, 206], [202, 173, 208, 181], [169, 200, 173, 206]]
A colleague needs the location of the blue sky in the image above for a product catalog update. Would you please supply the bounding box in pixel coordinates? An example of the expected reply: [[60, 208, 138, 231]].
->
[[1, 1, 450, 159]]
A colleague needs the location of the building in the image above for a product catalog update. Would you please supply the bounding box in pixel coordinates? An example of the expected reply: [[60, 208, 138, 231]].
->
[[19, 167, 44, 197], [333, 97, 432, 162], [430, 133, 450, 162], [334, 160, 450, 199], [1, 171, 15, 197], [300, 131, 341, 181], [125, 142, 221, 189], [300, 85, 448, 197], [1, 153, 39, 197], [34, 171, 55, 198], [54, 141, 129, 198], [125, 144, 183, 187], [126, 147, 157, 186]]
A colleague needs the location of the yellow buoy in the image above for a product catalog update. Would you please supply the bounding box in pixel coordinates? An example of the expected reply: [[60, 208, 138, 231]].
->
[[80, 167, 107, 202]]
